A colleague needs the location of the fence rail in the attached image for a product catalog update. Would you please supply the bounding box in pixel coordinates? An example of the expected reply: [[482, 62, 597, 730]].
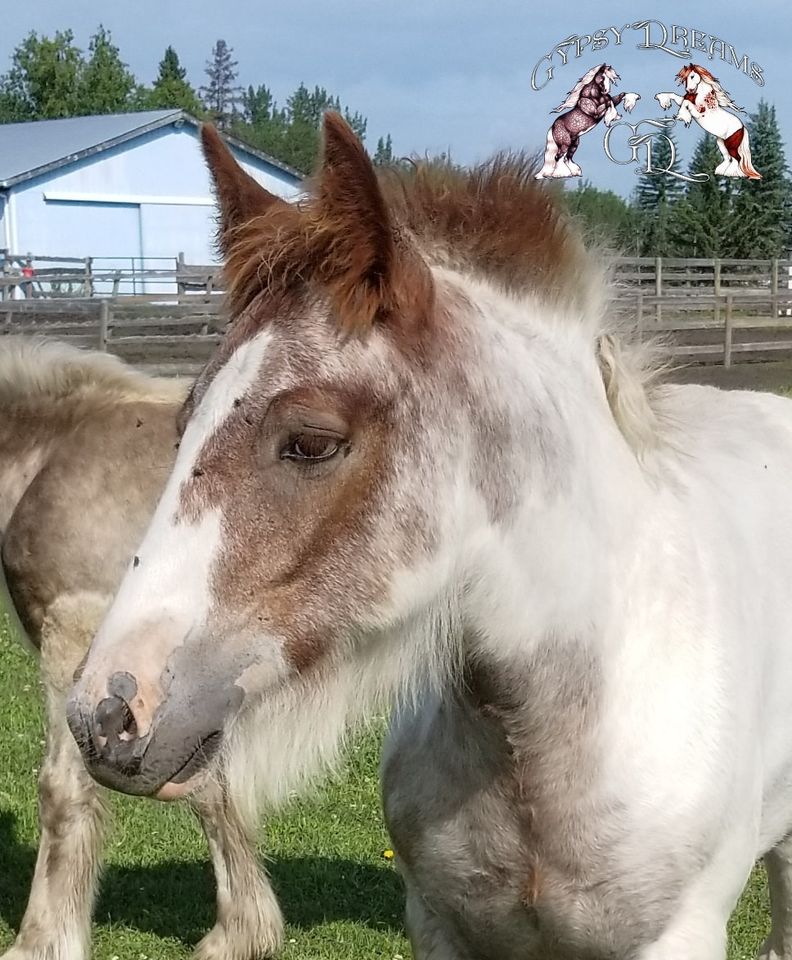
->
[[0, 251, 222, 301], [1, 253, 792, 374]]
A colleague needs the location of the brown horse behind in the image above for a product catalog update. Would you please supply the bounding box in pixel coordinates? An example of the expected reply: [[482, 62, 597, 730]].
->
[[0, 338, 282, 960]]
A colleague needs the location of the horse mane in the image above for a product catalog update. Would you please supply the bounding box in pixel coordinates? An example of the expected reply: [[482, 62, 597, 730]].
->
[[224, 130, 665, 456], [0, 337, 187, 411], [551, 64, 604, 113], [226, 151, 603, 322], [675, 64, 742, 110]]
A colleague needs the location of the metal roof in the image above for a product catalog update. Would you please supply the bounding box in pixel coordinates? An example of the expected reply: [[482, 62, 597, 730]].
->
[[0, 110, 301, 188]]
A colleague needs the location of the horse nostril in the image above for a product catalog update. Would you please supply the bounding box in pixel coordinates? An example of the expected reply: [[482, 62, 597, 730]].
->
[[95, 695, 138, 744]]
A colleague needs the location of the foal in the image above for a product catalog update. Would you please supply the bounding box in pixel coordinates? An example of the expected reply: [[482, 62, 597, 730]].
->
[[68, 115, 792, 959], [0, 338, 282, 960]]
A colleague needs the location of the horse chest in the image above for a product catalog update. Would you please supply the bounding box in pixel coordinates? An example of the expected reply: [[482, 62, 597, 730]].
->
[[383, 668, 686, 959]]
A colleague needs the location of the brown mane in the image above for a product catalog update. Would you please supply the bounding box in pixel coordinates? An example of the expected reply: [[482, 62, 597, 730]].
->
[[223, 145, 593, 330], [676, 63, 718, 86]]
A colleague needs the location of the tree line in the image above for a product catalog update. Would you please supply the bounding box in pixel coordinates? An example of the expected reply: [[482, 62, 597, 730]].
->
[[564, 101, 792, 259], [0, 27, 395, 174]]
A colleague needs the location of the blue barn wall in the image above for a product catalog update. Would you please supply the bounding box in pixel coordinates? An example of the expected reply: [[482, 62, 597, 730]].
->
[[6, 123, 298, 266]]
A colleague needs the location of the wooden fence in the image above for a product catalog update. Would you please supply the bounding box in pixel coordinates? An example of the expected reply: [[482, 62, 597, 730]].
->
[[0, 252, 222, 301], [0, 294, 226, 376], [1, 255, 792, 374], [2, 253, 789, 302]]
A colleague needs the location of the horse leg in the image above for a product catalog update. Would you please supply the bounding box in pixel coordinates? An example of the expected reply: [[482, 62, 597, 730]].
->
[[713, 138, 732, 176], [637, 834, 755, 960], [565, 135, 583, 177], [190, 779, 284, 960], [2, 602, 108, 960], [758, 834, 792, 960], [403, 882, 474, 960]]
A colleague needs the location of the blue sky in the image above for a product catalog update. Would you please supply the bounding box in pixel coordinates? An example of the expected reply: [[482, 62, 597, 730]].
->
[[0, 1, 789, 196]]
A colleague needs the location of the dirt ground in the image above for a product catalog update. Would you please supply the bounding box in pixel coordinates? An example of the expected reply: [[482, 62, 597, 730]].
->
[[669, 360, 792, 393]]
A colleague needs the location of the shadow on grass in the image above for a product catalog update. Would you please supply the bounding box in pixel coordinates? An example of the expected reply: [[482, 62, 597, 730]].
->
[[0, 810, 404, 948]]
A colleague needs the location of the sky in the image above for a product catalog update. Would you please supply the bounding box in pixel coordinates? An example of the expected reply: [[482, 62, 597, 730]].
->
[[0, 1, 789, 197]]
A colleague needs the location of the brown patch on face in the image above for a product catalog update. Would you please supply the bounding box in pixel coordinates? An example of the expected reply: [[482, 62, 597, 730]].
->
[[177, 357, 408, 672]]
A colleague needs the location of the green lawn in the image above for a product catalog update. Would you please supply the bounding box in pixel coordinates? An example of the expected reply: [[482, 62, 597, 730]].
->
[[0, 604, 773, 959]]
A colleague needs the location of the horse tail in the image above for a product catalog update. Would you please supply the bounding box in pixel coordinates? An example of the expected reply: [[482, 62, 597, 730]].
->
[[738, 128, 762, 179]]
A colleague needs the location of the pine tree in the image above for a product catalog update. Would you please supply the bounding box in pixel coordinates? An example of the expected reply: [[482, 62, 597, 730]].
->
[[668, 134, 734, 257], [730, 101, 792, 259], [633, 130, 685, 255], [243, 84, 276, 125], [635, 130, 685, 210], [234, 83, 374, 173], [0, 30, 83, 120], [564, 181, 640, 252], [160, 46, 187, 83], [200, 39, 242, 129], [76, 26, 135, 115], [141, 46, 202, 114], [373, 134, 394, 167]]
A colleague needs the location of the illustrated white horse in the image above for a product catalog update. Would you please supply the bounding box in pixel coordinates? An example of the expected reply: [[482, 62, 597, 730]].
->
[[68, 114, 792, 959], [655, 63, 761, 178]]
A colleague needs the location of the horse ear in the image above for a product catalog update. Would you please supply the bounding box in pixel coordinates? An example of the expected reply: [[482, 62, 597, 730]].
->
[[315, 112, 433, 334], [201, 124, 285, 258]]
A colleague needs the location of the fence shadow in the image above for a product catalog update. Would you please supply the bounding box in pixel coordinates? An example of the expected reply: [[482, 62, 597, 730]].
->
[[0, 810, 404, 948]]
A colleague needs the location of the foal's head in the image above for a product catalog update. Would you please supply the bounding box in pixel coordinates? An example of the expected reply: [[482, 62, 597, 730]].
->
[[67, 114, 606, 797]]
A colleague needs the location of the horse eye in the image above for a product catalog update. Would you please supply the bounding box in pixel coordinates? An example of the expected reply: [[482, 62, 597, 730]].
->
[[281, 434, 342, 462]]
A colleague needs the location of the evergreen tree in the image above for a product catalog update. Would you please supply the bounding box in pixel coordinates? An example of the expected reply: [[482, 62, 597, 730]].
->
[[140, 45, 202, 114], [200, 39, 242, 129], [730, 101, 792, 259], [634, 130, 685, 210], [633, 130, 685, 255], [234, 82, 376, 174], [243, 84, 276, 125], [373, 134, 394, 167], [160, 45, 187, 83], [0, 30, 83, 120], [76, 26, 135, 115], [668, 134, 734, 257], [564, 181, 640, 252]]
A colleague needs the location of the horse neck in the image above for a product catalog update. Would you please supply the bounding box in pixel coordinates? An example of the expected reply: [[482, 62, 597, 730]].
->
[[450, 287, 653, 670], [229, 285, 656, 812], [694, 80, 711, 100], [0, 408, 59, 537]]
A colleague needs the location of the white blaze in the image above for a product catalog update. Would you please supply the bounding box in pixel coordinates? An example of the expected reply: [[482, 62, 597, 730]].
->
[[93, 331, 274, 649]]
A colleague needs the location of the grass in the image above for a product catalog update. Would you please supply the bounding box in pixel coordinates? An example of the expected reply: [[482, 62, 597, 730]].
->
[[0, 604, 773, 959]]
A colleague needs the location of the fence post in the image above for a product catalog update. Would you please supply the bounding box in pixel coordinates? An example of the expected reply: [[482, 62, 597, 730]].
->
[[724, 294, 733, 368], [655, 255, 662, 325], [772, 257, 779, 319], [177, 251, 186, 297], [635, 291, 644, 338], [98, 299, 110, 352], [84, 257, 94, 297]]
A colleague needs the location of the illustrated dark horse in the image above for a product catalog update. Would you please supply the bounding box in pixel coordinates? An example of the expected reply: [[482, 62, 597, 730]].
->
[[535, 64, 640, 179]]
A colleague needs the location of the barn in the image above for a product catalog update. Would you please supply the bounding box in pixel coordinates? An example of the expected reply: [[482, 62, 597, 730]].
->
[[0, 110, 300, 268]]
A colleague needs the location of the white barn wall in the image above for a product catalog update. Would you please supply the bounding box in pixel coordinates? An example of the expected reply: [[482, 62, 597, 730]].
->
[[9, 123, 298, 265]]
